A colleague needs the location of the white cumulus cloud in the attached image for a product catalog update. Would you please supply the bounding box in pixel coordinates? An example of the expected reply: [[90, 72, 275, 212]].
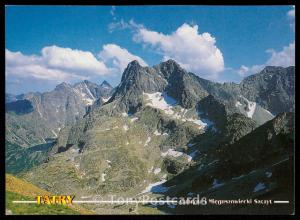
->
[[5, 49, 87, 82], [133, 23, 225, 79], [41, 45, 110, 75], [265, 42, 295, 67], [287, 6, 295, 31], [99, 44, 147, 73], [238, 7, 296, 77], [237, 65, 264, 77], [6, 44, 147, 85], [237, 42, 295, 77]]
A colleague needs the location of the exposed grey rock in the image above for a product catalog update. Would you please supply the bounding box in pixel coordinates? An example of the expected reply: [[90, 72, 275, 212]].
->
[[106, 60, 293, 126], [6, 80, 114, 147], [240, 66, 295, 114]]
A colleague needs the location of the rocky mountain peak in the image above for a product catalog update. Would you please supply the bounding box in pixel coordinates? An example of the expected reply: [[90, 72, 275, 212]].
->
[[73, 80, 90, 88], [100, 80, 112, 88], [120, 60, 142, 82], [54, 82, 72, 91], [83, 79, 92, 84], [260, 66, 285, 74], [155, 59, 186, 79], [128, 59, 141, 67], [162, 59, 181, 68]]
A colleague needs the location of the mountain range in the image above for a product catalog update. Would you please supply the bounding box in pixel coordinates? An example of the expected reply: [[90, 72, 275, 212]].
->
[[6, 80, 113, 147], [5, 60, 294, 214]]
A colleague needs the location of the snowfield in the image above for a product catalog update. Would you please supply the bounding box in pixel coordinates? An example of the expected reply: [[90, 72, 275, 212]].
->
[[236, 96, 274, 120], [144, 92, 176, 115], [239, 96, 256, 118], [144, 92, 209, 130]]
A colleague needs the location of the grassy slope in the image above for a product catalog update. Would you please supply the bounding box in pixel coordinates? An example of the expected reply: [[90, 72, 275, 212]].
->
[[20, 110, 183, 214], [5, 174, 94, 215], [6, 174, 163, 215]]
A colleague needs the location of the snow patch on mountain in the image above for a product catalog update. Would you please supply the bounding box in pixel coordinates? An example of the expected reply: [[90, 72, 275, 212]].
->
[[153, 168, 161, 174], [84, 83, 95, 100], [186, 118, 208, 129], [262, 108, 274, 117], [161, 149, 183, 157], [238, 96, 256, 118], [265, 171, 272, 178], [253, 182, 266, 192], [186, 155, 192, 162], [247, 103, 256, 118], [187, 143, 195, 148], [123, 124, 129, 131], [101, 173, 107, 182], [140, 179, 169, 194], [235, 101, 242, 107], [232, 175, 245, 180], [73, 84, 96, 106], [144, 92, 208, 130], [51, 130, 57, 137], [144, 137, 151, 146], [121, 112, 128, 117], [208, 159, 219, 166], [130, 117, 139, 122], [102, 96, 111, 102], [188, 150, 199, 161], [148, 166, 153, 173], [144, 92, 176, 115], [212, 179, 224, 189], [154, 130, 161, 136]]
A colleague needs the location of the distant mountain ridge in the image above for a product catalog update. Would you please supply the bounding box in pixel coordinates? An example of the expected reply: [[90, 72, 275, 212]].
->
[[6, 80, 113, 147]]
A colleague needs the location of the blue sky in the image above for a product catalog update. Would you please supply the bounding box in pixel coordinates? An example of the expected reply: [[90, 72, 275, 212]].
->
[[5, 5, 295, 94]]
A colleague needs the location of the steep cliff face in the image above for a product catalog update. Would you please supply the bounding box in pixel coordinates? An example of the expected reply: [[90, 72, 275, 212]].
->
[[240, 66, 295, 114]]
